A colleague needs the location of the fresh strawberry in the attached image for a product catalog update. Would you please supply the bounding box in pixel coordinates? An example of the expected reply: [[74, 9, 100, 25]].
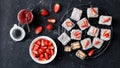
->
[[41, 46, 47, 50], [103, 30, 110, 38], [81, 19, 88, 28], [38, 49, 45, 54], [46, 49, 51, 54], [93, 28, 98, 35], [85, 40, 89, 48], [88, 49, 95, 56], [95, 40, 100, 45], [90, 7, 97, 15], [39, 54, 44, 58], [44, 53, 49, 60], [47, 18, 56, 24], [36, 40, 41, 45], [33, 52, 39, 58], [35, 26, 43, 34], [103, 17, 110, 23], [46, 24, 53, 30], [66, 21, 72, 27], [33, 44, 39, 50], [53, 3, 61, 13], [40, 9, 49, 16], [50, 49, 54, 55], [44, 40, 49, 46], [32, 50, 38, 55], [33, 53, 37, 57], [48, 45, 54, 49], [48, 41, 52, 46], [74, 31, 81, 38], [41, 39, 45, 46]]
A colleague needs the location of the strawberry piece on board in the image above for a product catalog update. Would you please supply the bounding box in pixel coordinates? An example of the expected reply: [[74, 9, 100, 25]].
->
[[88, 49, 95, 56], [90, 7, 97, 15], [46, 24, 53, 30], [40, 9, 49, 16], [53, 3, 61, 13], [103, 17, 110, 23], [48, 18, 56, 24], [35, 26, 43, 34]]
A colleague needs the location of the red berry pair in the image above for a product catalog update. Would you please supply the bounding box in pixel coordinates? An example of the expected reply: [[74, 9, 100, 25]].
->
[[40, 3, 61, 16], [35, 24, 53, 34]]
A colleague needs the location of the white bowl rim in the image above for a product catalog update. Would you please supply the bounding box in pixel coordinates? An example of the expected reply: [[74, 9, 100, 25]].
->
[[29, 36, 57, 64]]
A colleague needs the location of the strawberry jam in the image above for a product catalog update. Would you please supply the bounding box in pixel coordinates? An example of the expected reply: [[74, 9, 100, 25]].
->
[[17, 9, 33, 24]]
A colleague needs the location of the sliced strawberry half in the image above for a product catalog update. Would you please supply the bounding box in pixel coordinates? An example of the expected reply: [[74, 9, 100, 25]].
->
[[74, 31, 81, 38], [103, 30, 110, 38], [90, 7, 97, 16], [81, 19, 88, 28], [41, 46, 47, 50], [48, 18, 56, 24], [44, 40, 49, 46], [53, 3, 61, 13], [103, 17, 110, 23], [32, 50, 39, 58], [35, 26, 43, 34], [38, 49, 45, 54], [44, 53, 49, 60], [66, 21, 72, 27], [93, 28, 98, 36], [39, 54, 44, 58], [36, 40, 41, 45], [39, 57, 47, 61], [95, 40, 100, 45], [85, 40, 89, 48], [48, 45, 54, 49], [40, 9, 49, 16], [46, 49, 51, 54], [33, 44, 39, 50], [41, 39, 45, 47], [88, 49, 95, 56], [50, 49, 54, 55]]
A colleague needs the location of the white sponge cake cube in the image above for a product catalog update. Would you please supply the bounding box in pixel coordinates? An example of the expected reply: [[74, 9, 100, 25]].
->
[[70, 29, 82, 40], [87, 7, 98, 18], [77, 17, 90, 30], [70, 8, 83, 21], [80, 38, 92, 50], [87, 26, 99, 37], [58, 32, 71, 45], [100, 29, 111, 41], [62, 18, 75, 31], [92, 37, 104, 49], [98, 15, 112, 26]]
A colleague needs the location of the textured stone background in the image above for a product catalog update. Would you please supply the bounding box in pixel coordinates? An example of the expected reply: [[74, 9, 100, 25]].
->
[[0, 0, 120, 68]]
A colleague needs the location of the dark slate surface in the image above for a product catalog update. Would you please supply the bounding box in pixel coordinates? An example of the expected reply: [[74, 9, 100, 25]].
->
[[0, 0, 120, 68]]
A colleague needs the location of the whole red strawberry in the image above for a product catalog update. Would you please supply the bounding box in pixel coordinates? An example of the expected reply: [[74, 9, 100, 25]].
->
[[40, 9, 49, 16], [46, 24, 53, 30], [53, 3, 61, 13], [35, 26, 43, 34]]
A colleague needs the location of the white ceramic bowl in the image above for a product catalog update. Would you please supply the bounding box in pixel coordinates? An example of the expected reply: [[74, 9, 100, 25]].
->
[[10, 24, 26, 41], [29, 36, 57, 64]]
